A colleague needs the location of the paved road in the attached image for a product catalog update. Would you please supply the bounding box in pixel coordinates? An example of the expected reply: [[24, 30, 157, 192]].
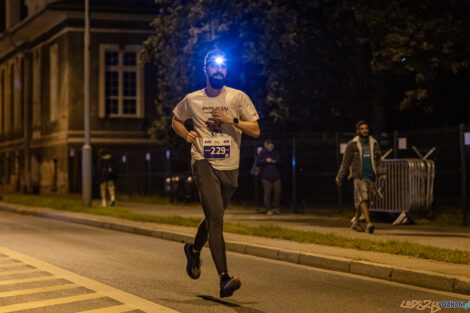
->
[[0, 211, 468, 313]]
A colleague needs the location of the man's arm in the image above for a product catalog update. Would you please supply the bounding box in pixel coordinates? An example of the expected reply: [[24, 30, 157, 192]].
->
[[257, 150, 267, 166], [235, 120, 260, 138], [210, 108, 260, 138], [171, 116, 198, 143], [336, 143, 354, 186]]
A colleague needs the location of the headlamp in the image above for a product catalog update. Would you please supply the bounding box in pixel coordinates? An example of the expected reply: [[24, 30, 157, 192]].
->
[[207, 56, 226, 67], [215, 56, 225, 64], [204, 49, 227, 68]]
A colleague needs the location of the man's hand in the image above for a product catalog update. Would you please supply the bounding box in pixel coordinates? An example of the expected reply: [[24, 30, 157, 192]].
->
[[266, 157, 273, 163], [211, 108, 233, 124], [185, 131, 199, 143], [379, 175, 387, 181], [206, 119, 221, 132], [335, 177, 342, 187]]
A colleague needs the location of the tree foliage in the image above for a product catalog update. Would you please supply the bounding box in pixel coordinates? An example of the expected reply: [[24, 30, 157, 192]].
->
[[143, 0, 470, 139]]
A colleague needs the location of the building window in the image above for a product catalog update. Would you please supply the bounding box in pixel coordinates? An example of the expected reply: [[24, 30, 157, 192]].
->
[[20, 0, 28, 20], [13, 56, 23, 130], [32, 47, 42, 127], [0, 68, 4, 135], [3, 63, 12, 134], [49, 43, 59, 122], [99, 45, 144, 118], [0, 0, 5, 32]]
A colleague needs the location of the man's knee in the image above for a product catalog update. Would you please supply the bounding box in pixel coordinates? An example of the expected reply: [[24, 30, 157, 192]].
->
[[223, 178, 238, 191], [205, 212, 224, 231]]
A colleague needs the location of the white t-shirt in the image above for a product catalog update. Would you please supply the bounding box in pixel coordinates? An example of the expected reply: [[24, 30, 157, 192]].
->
[[172, 86, 259, 170]]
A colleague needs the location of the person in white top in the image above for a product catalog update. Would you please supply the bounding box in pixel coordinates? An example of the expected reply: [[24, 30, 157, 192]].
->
[[172, 49, 260, 298]]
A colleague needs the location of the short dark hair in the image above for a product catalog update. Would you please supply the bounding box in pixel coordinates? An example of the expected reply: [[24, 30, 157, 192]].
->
[[204, 49, 226, 67], [356, 120, 368, 130]]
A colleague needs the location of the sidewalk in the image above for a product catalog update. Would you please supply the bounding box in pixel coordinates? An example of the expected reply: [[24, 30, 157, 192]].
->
[[1, 199, 470, 297], [116, 200, 470, 252]]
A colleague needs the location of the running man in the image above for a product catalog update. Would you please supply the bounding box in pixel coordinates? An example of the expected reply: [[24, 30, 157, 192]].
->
[[172, 49, 260, 297], [335, 121, 386, 234]]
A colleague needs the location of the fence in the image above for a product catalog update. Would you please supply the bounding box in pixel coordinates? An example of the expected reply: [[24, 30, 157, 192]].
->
[[67, 124, 470, 224], [370, 159, 436, 224]]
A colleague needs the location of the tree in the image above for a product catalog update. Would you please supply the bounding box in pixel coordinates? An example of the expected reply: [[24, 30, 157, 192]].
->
[[143, 0, 470, 139], [328, 0, 470, 130]]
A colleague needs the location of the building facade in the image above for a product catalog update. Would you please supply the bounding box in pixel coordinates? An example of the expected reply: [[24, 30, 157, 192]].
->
[[0, 0, 159, 195]]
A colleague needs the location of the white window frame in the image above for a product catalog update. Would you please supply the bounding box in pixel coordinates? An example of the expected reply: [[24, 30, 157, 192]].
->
[[99, 44, 144, 119]]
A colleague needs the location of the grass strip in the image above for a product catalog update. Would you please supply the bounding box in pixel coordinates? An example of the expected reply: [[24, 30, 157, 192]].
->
[[2, 194, 470, 265]]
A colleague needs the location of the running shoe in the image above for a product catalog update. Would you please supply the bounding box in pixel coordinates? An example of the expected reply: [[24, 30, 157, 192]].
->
[[266, 210, 273, 216], [220, 274, 241, 298], [367, 223, 375, 234], [184, 243, 201, 279], [351, 222, 365, 232]]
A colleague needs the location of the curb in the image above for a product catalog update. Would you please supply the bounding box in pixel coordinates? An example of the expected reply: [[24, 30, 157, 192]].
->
[[1, 203, 468, 296]]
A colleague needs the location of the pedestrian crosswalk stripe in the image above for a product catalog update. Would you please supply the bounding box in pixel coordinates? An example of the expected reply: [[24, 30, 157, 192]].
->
[[0, 268, 41, 276], [0, 263, 25, 269], [0, 275, 56, 286], [0, 261, 17, 265], [0, 293, 104, 312], [0, 283, 78, 297], [0, 246, 179, 312], [78, 304, 134, 312]]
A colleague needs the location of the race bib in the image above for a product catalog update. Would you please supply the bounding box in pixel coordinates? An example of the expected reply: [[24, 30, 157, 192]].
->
[[203, 138, 231, 159]]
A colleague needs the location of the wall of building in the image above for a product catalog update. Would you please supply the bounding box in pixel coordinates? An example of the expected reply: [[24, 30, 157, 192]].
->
[[1, 1, 159, 196], [29, 144, 68, 194]]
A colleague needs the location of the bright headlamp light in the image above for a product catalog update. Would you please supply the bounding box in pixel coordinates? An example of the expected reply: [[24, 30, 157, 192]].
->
[[215, 56, 225, 64]]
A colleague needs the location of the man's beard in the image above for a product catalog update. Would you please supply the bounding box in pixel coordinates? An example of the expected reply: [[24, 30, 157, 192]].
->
[[208, 74, 226, 89], [359, 133, 369, 139]]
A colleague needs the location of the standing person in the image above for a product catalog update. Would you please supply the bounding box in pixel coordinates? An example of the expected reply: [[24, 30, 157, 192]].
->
[[171, 49, 260, 298], [335, 121, 386, 234], [99, 149, 116, 207], [258, 139, 282, 215]]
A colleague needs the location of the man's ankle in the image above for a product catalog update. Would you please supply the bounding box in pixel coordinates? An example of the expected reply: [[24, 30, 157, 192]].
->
[[220, 272, 229, 280]]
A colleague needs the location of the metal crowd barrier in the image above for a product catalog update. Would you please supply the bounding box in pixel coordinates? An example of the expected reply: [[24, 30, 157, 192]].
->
[[371, 159, 435, 224]]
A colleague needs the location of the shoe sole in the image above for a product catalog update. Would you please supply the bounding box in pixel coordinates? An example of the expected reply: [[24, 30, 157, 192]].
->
[[184, 244, 200, 279], [368, 225, 375, 234], [220, 276, 241, 298]]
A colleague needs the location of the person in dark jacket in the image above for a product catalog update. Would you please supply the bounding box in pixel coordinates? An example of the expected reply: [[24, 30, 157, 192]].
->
[[99, 149, 116, 207], [257, 139, 282, 215], [335, 121, 386, 234]]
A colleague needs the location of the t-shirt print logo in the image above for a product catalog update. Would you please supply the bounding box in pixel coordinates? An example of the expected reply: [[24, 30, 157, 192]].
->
[[202, 106, 229, 115], [205, 120, 223, 137]]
